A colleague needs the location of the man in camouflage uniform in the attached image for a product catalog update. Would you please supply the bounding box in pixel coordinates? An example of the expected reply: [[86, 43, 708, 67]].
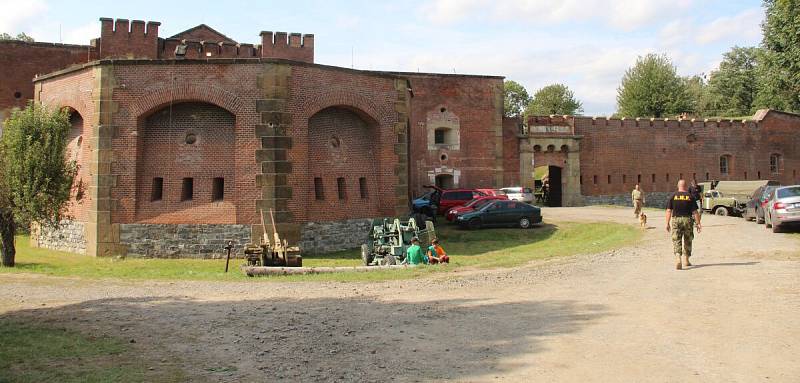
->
[[666, 180, 702, 270], [631, 184, 645, 217]]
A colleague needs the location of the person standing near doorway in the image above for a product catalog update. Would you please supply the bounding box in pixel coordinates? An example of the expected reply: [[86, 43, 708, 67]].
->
[[631, 184, 645, 218], [666, 180, 702, 270]]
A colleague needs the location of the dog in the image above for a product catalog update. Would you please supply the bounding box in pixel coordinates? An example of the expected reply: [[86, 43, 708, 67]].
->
[[638, 213, 647, 228]]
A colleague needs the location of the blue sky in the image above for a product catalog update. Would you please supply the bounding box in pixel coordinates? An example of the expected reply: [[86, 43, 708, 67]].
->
[[1, 0, 765, 115]]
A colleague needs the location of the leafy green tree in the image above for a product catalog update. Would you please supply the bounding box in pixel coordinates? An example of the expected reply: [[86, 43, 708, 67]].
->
[[524, 84, 584, 116], [0, 103, 77, 267], [705, 46, 760, 116], [616, 53, 691, 118], [683, 75, 711, 117], [756, 0, 800, 112], [503, 80, 531, 118], [0, 32, 34, 42]]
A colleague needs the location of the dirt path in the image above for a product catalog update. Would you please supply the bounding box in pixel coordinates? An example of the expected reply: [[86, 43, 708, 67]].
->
[[2, 207, 799, 382]]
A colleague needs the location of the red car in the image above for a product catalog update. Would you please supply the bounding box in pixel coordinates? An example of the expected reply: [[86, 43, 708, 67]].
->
[[413, 185, 488, 216], [446, 195, 509, 221]]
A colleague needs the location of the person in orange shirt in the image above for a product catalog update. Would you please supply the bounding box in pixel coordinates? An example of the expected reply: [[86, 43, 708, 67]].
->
[[426, 238, 450, 264]]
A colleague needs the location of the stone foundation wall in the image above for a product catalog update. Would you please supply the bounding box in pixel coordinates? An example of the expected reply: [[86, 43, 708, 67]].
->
[[582, 192, 672, 209], [299, 219, 374, 254], [33, 220, 86, 254], [120, 224, 251, 258]]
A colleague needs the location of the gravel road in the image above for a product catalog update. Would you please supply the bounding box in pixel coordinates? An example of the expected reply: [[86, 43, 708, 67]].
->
[[1, 206, 798, 382]]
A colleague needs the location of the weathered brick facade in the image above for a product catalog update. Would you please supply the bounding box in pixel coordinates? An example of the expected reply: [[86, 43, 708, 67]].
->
[[6, 16, 798, 257]]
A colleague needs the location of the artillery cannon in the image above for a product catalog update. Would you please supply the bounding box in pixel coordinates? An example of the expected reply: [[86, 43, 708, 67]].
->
[[243, 209, 302, 267], [361, 216, 435, 266]]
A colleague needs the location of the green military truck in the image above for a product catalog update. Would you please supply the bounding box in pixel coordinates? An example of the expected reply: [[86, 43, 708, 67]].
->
[[698, 180, 779, 216]]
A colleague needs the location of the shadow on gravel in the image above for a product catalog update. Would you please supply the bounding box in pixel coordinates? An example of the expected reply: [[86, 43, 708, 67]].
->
[[2, 295, 607, 382], [689, 261, 760, 269]]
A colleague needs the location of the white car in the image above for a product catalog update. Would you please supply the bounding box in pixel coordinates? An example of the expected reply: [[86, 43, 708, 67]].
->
[[500, 187, 534, 203], [765, 185, 800, 233]]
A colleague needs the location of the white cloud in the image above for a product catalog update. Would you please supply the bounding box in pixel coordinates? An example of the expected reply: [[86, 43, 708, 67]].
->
[[696, 8, 762, 45], [420, 0, 694, 31], [0, 0, 48, 33], [63, 21, 98, 44]]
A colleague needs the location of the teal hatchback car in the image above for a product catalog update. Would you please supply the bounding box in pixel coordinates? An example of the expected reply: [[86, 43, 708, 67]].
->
[[456, 200, 542, 229]]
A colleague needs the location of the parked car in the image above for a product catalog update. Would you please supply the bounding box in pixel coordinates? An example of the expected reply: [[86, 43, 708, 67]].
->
[[445, 195, 508, 222], [765, 185, 800, 233], [412, 185, 487, 216], [743, 185, 779, 223], [700, 180, 778, 216], [476, 188, 502, 196], [456, 200, 542, 229], [500, 187, 535, 203]]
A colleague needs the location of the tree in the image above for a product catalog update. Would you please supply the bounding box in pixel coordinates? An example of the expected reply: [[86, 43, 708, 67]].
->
[[683, 75, 711, 117], [503, 80, 531, 118], [0, 103, 77, 267], [705, 46, 760, 117], [755, 0, 800, 112], [0, 32, 34, 42], [524, 84, 584, 116], [616, 53, 691, 118]]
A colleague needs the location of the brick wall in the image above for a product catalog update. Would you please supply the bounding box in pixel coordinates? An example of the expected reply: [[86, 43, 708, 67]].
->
[[526, 111, 800, 199], [0, 41, 94, 121], [135, 102, 237, 223], [404, 74, 505, 195]]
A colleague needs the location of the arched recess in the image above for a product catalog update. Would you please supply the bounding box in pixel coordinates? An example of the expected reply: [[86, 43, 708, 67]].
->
[[307, 105, 380, 220], [64, 107, 88, 219], [134, 101, 237, 223]]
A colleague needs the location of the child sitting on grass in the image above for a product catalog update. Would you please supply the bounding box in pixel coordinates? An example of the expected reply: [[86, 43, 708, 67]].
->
[[426, 238, 450, 264]]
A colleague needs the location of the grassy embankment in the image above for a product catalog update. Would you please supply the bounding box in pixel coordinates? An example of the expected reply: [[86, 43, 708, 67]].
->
[[0, 222, 640, 282]]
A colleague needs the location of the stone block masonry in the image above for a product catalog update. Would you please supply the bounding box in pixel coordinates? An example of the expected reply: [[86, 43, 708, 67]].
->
[[120, 224, 251, 258], [31, 220, 87, 255], [299, 219, 373, 254]]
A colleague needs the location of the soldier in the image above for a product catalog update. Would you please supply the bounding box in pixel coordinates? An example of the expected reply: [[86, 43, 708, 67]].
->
[[631, 184, 645, 218], [665, 180, 702, 269]]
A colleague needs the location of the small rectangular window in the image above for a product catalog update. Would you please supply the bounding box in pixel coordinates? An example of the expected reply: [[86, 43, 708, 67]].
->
[[607, 175, 611, 184], [744, 171, 748, 180], [212, 177, 224, 201], [666, 173, 670, 182], [434, 129, 446, 144], [151, 177, 163, 202], [337, 177, 346, 200], [770, 154, 780, 174], [651, 173, 656, 183], [720, 156, 729, 175], [637, 174, 642, 183], [705, 172, 710, 180], [181, 178, 193, 201], [580, 175, 583, 185], [622, 174, 627, 184], [359, 177, 368, 199], [593, 175, 597, 185], [314, 177, 324, 200], [757, 171, 761, 179]]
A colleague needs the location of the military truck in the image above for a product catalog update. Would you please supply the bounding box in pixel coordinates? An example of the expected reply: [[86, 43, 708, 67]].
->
[[698, 180, 779, 216]]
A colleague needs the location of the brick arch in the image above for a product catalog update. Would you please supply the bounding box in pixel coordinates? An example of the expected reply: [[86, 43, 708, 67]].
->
[[41, 92, 89, 123], [301, 90, 388, 124], [130, 83, 245, 120]]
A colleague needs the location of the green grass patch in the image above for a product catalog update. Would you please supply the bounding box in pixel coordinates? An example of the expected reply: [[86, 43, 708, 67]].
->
[[1, 222, 640, 282], [0, 321, 184, 383]]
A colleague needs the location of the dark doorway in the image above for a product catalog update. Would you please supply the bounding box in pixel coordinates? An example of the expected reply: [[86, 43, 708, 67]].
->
[[547, 166, 562, 207], [435, 174, 454, 189]]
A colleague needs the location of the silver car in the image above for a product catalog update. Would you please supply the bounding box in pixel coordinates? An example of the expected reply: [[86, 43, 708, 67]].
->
[[500, 187, 534, 203], [765, 185, 800, 233]]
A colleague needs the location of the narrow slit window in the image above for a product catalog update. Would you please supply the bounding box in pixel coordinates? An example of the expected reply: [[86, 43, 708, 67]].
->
[[337, 177, 346, 200], [607, 175, 611, 184], [151, 177, 163, 202], [181, 178, 194, 201], [637, 174, 642, 183], [359, 177, 368, 199], [212, 177, 224, 201], [666, 173, 670, 182], [622, 174, 627, 184], [593, 175, 598, 185], [651, 173, 656, 183], [314, 177, 324, 200]]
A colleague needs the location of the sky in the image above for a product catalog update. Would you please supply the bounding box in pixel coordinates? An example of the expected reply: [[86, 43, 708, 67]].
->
[[0, 0, 765, 115]]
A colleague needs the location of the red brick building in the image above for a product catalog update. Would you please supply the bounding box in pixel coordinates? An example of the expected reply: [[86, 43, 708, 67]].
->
[[2, 17, 797, 257]]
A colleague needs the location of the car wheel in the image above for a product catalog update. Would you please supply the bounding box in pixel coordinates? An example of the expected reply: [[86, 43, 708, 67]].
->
[[361, 244, 373, 266], [714, 207, 729, 216], [519, 217, 532, 229], [468, 218, 482, 230]]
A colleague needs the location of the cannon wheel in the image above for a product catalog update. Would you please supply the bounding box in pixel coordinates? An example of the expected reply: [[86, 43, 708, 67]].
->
[[383, 254, 397, 266], [361, 244, 373, 266]]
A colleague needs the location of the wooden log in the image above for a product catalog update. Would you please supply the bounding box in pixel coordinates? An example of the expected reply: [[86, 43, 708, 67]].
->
[[242, 264, 414, 276]]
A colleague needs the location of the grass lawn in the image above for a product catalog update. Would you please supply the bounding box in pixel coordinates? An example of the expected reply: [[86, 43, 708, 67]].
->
[[0, 320, 184, 383], [0, 222, 640, 282]]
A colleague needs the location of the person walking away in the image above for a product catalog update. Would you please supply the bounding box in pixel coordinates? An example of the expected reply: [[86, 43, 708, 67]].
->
[[632, 184, 645, 218], [689, 179, 702, 213], [666, 180, 702, 269], [402, 237, 428, 265], [426, 238, 450, 264]]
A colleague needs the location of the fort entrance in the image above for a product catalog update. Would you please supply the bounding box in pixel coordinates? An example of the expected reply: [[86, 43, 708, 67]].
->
[[518, 117, 583, 206]]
